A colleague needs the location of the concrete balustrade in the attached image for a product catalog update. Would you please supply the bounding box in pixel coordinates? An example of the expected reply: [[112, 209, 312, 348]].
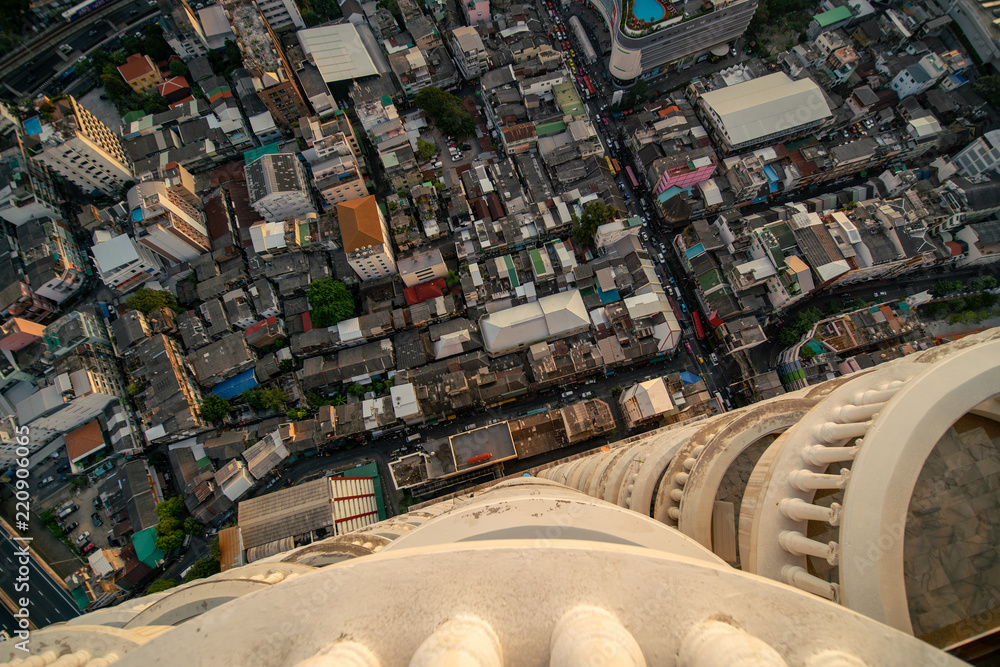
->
[[801, 445, 857, 467], [409, 616, 502, 667], [779, 498, 841, 525], [296, 642, 380, 667], [782, 566, 840, 602], [788, 469, 850, 491], [779, 531, 839, 565], [550, 606, 645, 667], [815, 421, 871, 445], [678, 620, 787, 667], [836, 402, 884, 423]]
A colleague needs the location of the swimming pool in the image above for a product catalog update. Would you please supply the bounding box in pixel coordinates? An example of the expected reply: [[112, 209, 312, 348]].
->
[[632, 0, 665, 22]]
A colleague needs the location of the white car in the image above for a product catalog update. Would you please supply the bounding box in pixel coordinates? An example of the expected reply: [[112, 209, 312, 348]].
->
[[562, 391, 574, 398], [75, 531, 90, 545]]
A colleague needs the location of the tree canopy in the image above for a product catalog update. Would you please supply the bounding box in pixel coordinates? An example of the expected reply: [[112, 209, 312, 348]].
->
[[307, 278, 355, 327], [242, 387, 288, 412], [184, 538, 221, 582], [154, 496, 187, 553], [414, 87, 476, 138], [126, 288, 178, 314], [147, 579, 178, 594], [571, 201, 617, 248], [416, 137, 438, 162], [199, 395, 229, 424]]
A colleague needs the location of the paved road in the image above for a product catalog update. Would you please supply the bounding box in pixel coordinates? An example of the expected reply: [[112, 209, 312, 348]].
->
[[0, 528, 80, 632]]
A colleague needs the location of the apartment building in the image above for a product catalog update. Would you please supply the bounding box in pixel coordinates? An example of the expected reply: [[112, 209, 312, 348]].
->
[[228, 0, 307, 128], [245, 149, 316, 222], [451, 26, 488, 80], [91, 231, 163, 293], [339, 195, 397, 282], [22, 96, 133, 197], [127, 179, 211, 263]]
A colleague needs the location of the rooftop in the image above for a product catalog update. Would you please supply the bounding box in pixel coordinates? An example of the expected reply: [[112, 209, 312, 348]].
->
[[338, 195, 384, 252], [700, 73, 832, 147]]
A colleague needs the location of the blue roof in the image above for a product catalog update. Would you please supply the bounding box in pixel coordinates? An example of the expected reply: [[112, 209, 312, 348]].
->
[[763, 165, 779, 182], [212, 369, 258, 399], [680, 371, 702, 385]]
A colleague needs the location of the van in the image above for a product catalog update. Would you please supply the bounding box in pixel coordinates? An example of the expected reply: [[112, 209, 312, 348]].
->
[[562, 391, 574, 398], [710, 353, 719, 365], [406, 433, 421, 443]]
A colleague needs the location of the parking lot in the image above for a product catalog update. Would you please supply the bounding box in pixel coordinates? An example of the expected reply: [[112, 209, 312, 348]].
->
[[37, 457, 118, 557]]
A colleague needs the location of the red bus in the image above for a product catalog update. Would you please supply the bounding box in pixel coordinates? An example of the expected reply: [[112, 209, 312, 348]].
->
[[625, 165, 640, 190], [692, 311, 705, 340], [583, 76, 596, 97], [667, 296, 682, 322], [611, 158, 621, 175]]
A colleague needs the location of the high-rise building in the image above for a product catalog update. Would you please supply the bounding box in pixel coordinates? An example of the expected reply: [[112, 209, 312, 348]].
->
[[127, 179, 211, 263], [588, 0, 759, 85], [227, 0, 308, 128], [90, 231, 163, 294], [256, 0, 304, 29], [339, 195, 397, 282], [20, 96, 133, 197], [245, 149, 316, 222]]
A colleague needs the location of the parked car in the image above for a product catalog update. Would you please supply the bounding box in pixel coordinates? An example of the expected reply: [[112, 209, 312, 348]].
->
[[76, 531, 90, 545], [562, 391, 574, 398], [91, 513, 103, 527], [39, 476, 55, 487], [56, 463, 70, 473], [64, 522, 78, 533], [81, 543, 96, 555], [93, 495, 102, 508]]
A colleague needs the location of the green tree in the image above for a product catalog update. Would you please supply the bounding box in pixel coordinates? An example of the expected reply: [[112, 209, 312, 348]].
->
[[416, 137, 438, 161], [146, 579, 178, 593], [199, 395, 230, 424], [347, 383, 366, 397], [126, 288, 178, 314], [307, 278, 355, 327], [445, 270, 460, 288], [184, 555, 220, 582], [332, 394, 347, 406], [414, 86, 476, 138], [183, 517, 202, 535], [143, 24, 174, 61], [155, 496, 186, 521], [278, 359, 296, 372], [982, 276, 998, 290], [610, 385, 623, 397], [242, 387, 288, 412], [142, 94, 170, 115], [122, 34, 143, 56], [155, 531, 184, 553], [169, 61, 189, 78], [301, 8, 319, 25], [974, 76, 1000, 108], [100, 72, 134, 103], [224, 38, 242, 66], [286, 407, 308, 420], [571, 201, 617, 247]]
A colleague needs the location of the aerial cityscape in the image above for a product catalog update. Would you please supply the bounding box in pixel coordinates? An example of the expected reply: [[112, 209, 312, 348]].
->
[[0, 0, 998, 661]]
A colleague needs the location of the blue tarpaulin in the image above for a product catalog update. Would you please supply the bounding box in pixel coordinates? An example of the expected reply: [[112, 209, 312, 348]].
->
[[680, 371, 702, 385], [212, 369, 258, 399]]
